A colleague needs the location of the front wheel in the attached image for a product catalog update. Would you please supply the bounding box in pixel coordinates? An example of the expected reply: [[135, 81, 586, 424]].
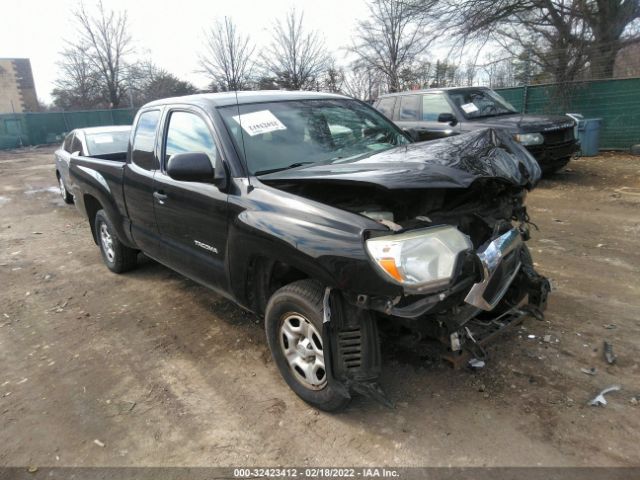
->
[[94, 210, 137, 273], [265, 280, 350, 411]]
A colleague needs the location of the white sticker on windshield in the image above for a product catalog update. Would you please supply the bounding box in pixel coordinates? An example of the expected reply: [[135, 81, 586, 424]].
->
[[232, 110, 287, 136], [92, 135, 114, 144], [461, 103, 479, 114]]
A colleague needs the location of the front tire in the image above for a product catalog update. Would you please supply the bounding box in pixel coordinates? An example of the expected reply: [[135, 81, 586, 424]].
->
[[265, 280, 350, 411], [94, 210, 137, 273]]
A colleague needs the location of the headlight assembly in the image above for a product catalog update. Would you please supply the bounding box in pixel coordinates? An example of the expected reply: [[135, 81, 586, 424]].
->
[[514, 132, 544, 146], [366, 226, 473, 291]]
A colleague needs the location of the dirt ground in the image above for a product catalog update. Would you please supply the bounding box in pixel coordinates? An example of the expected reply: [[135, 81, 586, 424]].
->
[[0, 147, 639, 468]]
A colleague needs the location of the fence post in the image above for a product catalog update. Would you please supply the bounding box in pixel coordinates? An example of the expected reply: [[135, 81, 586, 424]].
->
[[522, 84, 529, 114]]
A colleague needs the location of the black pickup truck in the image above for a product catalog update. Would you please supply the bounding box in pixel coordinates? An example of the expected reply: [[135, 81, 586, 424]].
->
[[69, 91, 550, 411]]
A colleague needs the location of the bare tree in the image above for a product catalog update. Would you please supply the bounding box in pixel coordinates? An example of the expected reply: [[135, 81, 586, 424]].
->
[[350, 0, 435, 92], [200, 17, 255, 91], [320, 60, 345, 93], [70, 1, 132, 108], [430, 0, 640, 83], [52, 44, 104, 110], [262, 8, 330, 90], [579, 0, 640, 77], [343, 66, 384, 101], [128, 60, 197, 106]]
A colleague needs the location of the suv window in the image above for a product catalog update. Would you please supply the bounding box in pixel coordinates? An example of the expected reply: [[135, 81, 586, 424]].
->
[[164, 111, 218, 168], [132, 110, 160, 170], [63, 133, 74, 153], [422, 94, 453, 121], [398, 95, 420, 121], [376, 97, 396, 118], [70, 134, 83, 155]]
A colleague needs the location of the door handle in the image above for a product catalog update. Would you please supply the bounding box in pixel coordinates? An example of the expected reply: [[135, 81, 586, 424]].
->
[[153, 191, 168, 204]]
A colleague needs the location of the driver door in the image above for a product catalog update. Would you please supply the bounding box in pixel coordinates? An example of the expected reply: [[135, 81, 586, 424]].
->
[[152, 108, 229, 291]]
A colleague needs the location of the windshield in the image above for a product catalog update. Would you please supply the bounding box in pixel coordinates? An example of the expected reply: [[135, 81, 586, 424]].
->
[[85, 130, 130, 156], [447, 89, 518, 119], [219, 99, 410, 175]]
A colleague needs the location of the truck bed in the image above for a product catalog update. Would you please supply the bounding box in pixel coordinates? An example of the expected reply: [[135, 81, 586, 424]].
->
[[69, 153, 128, 237]]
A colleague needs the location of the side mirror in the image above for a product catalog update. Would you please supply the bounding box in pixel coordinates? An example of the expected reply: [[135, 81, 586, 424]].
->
[[166, 152, 214, 183], [437, 113, 458, 126]]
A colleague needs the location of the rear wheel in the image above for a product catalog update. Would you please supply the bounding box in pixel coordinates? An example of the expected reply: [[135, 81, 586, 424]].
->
[[94, 210, 137, 273], [57, 173, 73, 204], [265, 279, 350, 411]]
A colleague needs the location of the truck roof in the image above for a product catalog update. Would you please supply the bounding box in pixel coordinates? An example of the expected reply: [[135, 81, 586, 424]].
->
[[144, 90, 351, 109], [378, 86, 491, 98]]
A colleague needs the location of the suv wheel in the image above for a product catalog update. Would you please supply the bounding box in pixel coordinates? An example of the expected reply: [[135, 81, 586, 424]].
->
[[265, 279, 350, 411], [94, 210, 137, 273]]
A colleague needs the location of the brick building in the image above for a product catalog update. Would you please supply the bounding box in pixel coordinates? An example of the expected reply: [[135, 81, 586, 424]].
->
[[0, 58, 39, 113]]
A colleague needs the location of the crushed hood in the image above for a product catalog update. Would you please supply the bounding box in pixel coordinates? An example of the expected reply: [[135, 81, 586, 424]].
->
[[258, 128, 542, 190]]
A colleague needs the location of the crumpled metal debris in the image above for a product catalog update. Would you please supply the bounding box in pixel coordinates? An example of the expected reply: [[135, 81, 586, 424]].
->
[[469, 358, 485, 369], [580, 367, 597, 376], [588, 385, 621, 406], [603, 341, 617, 364]]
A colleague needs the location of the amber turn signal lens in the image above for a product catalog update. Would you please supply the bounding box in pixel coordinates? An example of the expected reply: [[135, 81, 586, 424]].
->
[[379, 257, 403, 282]]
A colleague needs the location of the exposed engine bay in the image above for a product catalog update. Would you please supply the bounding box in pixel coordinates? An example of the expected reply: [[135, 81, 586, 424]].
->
[[274, 179, 529, 249], [270, 178, 550, 370]]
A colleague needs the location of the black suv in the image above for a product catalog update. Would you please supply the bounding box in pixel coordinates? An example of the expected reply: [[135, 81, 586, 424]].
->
[[374, 87, 579, 174]]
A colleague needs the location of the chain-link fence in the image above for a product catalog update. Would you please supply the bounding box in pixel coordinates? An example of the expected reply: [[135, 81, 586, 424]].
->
[[0, 108, 136, 150]]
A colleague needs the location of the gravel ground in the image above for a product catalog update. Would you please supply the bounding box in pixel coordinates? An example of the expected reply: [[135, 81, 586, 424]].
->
[[0, 147, 639, 467]]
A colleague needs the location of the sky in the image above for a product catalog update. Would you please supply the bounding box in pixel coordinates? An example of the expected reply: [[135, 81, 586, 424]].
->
[[1, 0, 373, 104]]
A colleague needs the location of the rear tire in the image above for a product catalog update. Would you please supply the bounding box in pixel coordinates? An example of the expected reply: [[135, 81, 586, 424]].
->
[[94, 210, 137, 273], [265, 279, 350, 412], [57, 172, 73, 204]]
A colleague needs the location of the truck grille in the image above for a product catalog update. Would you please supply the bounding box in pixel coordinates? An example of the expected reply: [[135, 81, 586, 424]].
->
[[543, 128, 573, 145]]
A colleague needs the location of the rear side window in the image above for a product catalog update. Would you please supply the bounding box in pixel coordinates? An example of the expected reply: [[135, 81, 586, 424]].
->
[[164, 111, 218, 168], [398, 95, 420, 121], [131, 110, 160, 170], [376, 97, 396, 119], [422, 94, 453, 121]]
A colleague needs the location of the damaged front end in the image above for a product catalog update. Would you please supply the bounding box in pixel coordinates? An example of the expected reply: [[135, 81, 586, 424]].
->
[[261, 129, 550, 401]]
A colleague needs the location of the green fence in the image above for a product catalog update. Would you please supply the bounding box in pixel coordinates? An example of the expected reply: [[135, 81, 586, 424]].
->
[[0, 108, 136, 150], [495, 77, 640, 150], [2, 79, 639, 150]]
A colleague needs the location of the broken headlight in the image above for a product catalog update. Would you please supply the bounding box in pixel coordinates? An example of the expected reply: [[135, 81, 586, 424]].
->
[[366, 226, 473, 291], [514, 132, 544, 146]]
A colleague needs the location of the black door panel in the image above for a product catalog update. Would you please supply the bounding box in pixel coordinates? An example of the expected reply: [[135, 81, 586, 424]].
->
[[152, 109, 229, 290], [124, 109, 162, 255]]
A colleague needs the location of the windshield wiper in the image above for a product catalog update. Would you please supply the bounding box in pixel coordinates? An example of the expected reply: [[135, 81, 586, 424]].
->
[[255, 162, 316, 176]]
